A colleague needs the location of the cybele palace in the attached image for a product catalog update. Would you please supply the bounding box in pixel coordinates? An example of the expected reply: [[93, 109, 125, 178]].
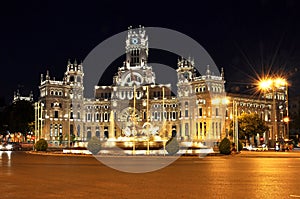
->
[[37, 26, 288, 147]]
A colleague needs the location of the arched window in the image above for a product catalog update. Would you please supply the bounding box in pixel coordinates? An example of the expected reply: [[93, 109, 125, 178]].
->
[[87, 127, 92, 140], [54, 124, 58, 136], [104, 112, 108, 121], [96, 126, 100, 138], [95, 113, 100, 121]]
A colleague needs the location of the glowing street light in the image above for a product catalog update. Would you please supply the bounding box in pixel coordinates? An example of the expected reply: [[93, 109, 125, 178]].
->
[[257, 77, 289, 144]]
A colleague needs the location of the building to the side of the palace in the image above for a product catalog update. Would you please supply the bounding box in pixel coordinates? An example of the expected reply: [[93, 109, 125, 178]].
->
[[13, 89, 34, 103], [37, 26, 288, 147]]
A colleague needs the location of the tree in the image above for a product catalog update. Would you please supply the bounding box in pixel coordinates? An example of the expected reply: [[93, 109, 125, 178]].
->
[[35, 139, 48, 151], [236, 113, 269, 145], [219, 137, 231, 155]]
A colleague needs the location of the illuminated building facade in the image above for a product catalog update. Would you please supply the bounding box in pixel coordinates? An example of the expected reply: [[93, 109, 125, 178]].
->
[[37, 27, 287, 146], [225, 92, 287, 145]]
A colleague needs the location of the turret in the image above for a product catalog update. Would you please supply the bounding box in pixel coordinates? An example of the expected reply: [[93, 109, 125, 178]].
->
[[177, 57, 195, 83], [65, 59, 84, 99]]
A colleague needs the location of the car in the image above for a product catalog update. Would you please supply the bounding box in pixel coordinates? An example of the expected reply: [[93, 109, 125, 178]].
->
[[246, 145, 258, 151], [256, 144, 268, 151], [246, 144, 268, 151], [0, 142, 22, 151], [0, 143, 13, 151]]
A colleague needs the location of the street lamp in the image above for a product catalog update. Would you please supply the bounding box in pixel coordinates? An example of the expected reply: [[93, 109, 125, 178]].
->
[[283, 117, 290, 140], [258, 77, 288, 144], [227, 99, 239, 152]]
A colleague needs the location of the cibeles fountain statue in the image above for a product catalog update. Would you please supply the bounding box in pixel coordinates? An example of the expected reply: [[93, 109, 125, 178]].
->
[[112, 110, 165, 153], [121, 122, 160, 139]]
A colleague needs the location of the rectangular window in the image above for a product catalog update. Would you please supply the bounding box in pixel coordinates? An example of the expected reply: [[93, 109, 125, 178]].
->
[[216, 108, 219, 116], [154, 112, 158, 120], [70, 112, 73, 119], [204, 122, 207, 136], [54, 111, 58, 118], [199, 108, 202, 116], [70, 124, 74, 135], [200, 123, 203, 136], [50, 124, 53, 136], [185, 110, 189, 117]]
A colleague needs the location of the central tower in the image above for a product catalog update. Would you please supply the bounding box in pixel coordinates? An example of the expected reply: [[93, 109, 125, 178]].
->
[[125, 25, 148, 67]]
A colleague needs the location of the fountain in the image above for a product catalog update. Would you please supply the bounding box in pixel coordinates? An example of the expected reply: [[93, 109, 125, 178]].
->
[[114, 121, 166, 155]]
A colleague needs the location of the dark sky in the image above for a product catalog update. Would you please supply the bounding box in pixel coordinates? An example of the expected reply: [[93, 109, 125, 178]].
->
[[1, 0, 300, 105]]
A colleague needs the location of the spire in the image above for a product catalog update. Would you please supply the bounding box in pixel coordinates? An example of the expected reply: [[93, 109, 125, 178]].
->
[[40, 73, 44, 83], [29, 91, 33, 101], [221, 67, 224, 79], [46, 70, 50, 80], [74, 59, 77, 66], [188, 55, 191, 63], [68, 59, 71, 65], [206, 65, 211, 76], [191, 57, 195, 67]]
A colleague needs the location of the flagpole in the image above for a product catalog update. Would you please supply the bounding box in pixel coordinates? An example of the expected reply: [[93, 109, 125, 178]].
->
[[146, 86, 150, 155], [132, 85, 136, 155]]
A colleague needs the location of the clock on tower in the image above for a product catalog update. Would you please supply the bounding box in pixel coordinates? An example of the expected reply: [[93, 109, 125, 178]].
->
[[131, 37, 139, 44]]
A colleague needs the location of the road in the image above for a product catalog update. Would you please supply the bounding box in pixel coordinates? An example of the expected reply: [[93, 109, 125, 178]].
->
[[0, 151, 300, 199]]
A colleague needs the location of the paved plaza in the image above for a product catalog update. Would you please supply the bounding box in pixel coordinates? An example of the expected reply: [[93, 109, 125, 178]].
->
[[0, 151, 300, 199]]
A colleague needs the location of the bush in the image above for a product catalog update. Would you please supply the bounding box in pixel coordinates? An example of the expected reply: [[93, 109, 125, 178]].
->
[[165, 137, 180, 155], [87, 136, 101, 155], [219, 137, 231, 155], [35, 139, 48, 151]]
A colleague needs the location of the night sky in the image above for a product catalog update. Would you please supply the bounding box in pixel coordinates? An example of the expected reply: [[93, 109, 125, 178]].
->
[[1, 0, 300, 105]]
